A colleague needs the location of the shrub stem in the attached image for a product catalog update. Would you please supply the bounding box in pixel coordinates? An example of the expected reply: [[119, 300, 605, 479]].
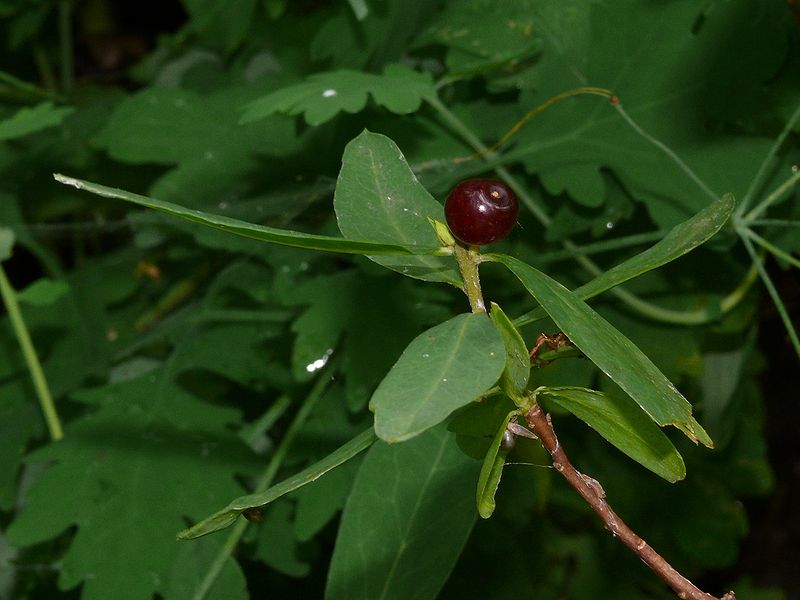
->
[[523, 402, 735, 600]]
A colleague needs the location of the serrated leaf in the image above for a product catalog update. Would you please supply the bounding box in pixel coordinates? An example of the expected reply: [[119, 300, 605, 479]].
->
[[515, 194, 736, 326], [489, 302, 530, 400], [476, 409, 518, 518], [178, 428, 376, 540], [417, 0, 542, 76], [0, 381, 44, 510], [370, 313, 505, 443], [0, 101, 74, 141], [241, 64, 434, 125], [334, 130, 461, 285], [54, 174, 438, 256], [325, 424, 478, 600], [16, 278, 69, 306], [491, 254, 712, 447], [537, 386, 685, 482], [506, 1, 783, 225], [6, 372, 255, 600]]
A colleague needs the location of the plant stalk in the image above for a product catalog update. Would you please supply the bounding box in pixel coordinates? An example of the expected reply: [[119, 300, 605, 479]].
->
[[192, 360, 338, 600], [0, 265, 63, 441], [523, 403, 735, 600], [453, 243, 486, 313], [59, 0, 74, 92]]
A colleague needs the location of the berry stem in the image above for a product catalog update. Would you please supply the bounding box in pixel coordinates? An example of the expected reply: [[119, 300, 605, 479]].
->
[[453, 243, 486, 314]]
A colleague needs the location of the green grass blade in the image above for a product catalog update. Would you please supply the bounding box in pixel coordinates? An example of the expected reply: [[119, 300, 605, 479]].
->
[[514, 193, 735, 327], [54, 174, 438, 256], [177, 428, 377, 540]]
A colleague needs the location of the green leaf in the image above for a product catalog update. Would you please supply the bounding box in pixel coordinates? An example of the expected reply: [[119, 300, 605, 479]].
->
[[0, 227, 12, 261], [6, 372, 254, 600], [505, 1, 782, 227], [16, 278, 69, 306], [489, 302, 530, 401], [347, 0, 369, 20], [178, 428, 377, 539], [53, 174, 438, 256], [325, 423, 478, 600], [370, 313, 506, 443], [476, 409, 518, 518], [334, 130, 462, 285], [0, 102, 74, 141], [491, 254, 712, 447], [416, 0, 542, 76], [515, 193, 736, 326], [241, 64, 434, 126], [537, 386, 685, 482]]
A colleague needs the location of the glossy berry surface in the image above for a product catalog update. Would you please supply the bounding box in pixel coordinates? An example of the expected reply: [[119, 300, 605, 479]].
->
[[444, 179, 519, 246]]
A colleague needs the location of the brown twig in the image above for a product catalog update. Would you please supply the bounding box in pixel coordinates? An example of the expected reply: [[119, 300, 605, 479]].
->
[[523, 403, 736, 600]]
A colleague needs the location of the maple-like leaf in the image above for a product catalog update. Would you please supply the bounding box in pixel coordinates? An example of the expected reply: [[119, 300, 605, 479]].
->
[[6, 371, 257, 600]]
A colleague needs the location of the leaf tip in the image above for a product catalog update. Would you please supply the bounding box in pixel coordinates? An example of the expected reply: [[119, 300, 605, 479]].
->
[[54, 173, 82, 190]]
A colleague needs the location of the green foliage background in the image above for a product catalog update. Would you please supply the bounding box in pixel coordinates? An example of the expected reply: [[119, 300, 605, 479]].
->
[[0, 0, 797, 598]]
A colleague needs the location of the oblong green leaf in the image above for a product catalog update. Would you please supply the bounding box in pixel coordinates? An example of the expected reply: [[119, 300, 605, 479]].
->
[[489, 302, 530, 402], [370, 313, 506, 443], [177, 428, 376, 540], [538, 386, 685, 482], [53, 174, 438, 256], [326, 424, 478, 600], [477, 409, 518, 518], [514, 194, 736, 326], [334, 130, 462, 285], [491, 254, 712, 447]]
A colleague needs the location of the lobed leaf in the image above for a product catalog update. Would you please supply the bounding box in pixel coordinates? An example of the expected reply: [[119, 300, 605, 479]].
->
[[16, 278, 69, 306], [241, 64, 434, 125], [325, 424, 478, 600], [370, 313, 506, 443], [53, 174, 438, 256], [515, 193, 736, 326], [0, 101, 74, 141], [178, 428, 377, 540], [491, 254, 712, 447], [538, 386, 686, 482], [334, 130, 462, 285]]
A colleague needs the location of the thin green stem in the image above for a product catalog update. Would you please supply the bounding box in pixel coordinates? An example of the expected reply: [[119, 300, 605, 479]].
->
[[0, 265, 63, 441], [740, 234, 800, 359], [749, 218, 800, 228], [58, 0, 74, 92], [423, 94, 551, 226], [32, 45, 57, 94], [611, 101, 718, 203], [743, 228, 800, 271], [426, 93, 744, 327], [737, 99, 800, 216], [192, 362, 337, 600], [534, 230, 667, 264], [453, 244, 486, 313], [743, 168, 800, 224]]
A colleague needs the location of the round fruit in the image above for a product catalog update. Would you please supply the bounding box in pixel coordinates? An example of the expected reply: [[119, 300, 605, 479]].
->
[[444, 179, 519, 246]]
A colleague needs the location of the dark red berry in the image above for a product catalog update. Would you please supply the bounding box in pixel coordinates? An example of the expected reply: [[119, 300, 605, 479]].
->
[[444, 179, 518, 246]]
